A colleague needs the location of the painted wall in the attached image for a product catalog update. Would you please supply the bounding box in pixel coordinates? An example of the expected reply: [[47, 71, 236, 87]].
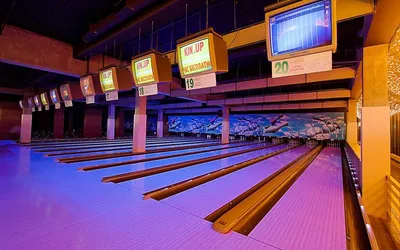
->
[[168, 112, 346, 140], [0, 100, 21, 140]]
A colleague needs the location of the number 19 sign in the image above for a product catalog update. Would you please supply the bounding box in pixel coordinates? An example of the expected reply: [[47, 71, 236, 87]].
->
[[272, 51, 332, 78], [185, 72, 216, 90]]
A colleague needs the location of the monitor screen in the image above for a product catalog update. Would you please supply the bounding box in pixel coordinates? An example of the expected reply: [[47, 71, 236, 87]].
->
[[60, 85, 71, 101], [134, 57, 155, 85], [34, 96, 41, 107], [269, 0, 332, 57], [179, 38, 212, 77], [50, 89, 58, 103], [28, 98, 34, 108], [100, 69, 116, 92], [81, 77, 94, 96], [40, 93, 48, 105]]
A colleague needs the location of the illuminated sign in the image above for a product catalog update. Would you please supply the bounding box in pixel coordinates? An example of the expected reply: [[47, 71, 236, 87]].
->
[[34, 96, 41, 107], [50, 89, 58, 103], [179, 38, 212, 76], [100, 69, 115, 92], [60, 85, 71, 101], [133, 57, 155, 85], [40, 93, 48, 105], [28, 97, 34, 108], [81, 77, 94, 96]]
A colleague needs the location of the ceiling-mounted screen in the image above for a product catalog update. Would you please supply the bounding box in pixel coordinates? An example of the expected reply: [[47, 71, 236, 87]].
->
[[27, 97, 34, 108], [34, 95, 41, 107], [50, 89, 59, 103], [265, 0, 337, 61], [179, 38, 212, 76], [177, 28, 228, 78], [100, 69, 116, 92], [60, 85, 71, 101], [134, 57, 155, 85], [40, 93, 48, 106]]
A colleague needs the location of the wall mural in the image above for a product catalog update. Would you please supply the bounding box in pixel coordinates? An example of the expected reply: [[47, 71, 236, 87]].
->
[[168, 112, 346, 140]]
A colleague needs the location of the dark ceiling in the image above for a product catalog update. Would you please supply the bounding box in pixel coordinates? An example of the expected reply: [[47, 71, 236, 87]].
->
[[0, 0, 365, 99]]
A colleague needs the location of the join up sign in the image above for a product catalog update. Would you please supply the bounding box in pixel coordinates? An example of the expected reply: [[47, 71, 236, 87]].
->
[[179, 38, 212, 77]]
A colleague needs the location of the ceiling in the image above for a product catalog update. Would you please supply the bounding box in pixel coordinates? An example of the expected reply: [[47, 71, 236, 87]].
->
[[0, 0, 366, 108]]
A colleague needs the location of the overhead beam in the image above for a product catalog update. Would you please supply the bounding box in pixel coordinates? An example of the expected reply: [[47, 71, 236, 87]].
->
[[0, 87, 33, 96], [171, 67, 355, 98], [230, 100, 348, 112], [0, 26, 86, 77], [207, 89, 350, 106], [365, 0, 400, 47]]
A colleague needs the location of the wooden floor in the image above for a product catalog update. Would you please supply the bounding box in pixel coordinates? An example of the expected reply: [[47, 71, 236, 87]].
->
[[0, 139, 349, 249]]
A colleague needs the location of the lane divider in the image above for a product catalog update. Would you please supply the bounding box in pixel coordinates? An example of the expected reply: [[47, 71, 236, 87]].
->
[[57, 141, 245, 163], [143, 144, 300, 201], [101, 143, 282, 184], [79, 143, 257, 171], [38, 140, 203, 153], [208, 145, 323, 235], [30, 138, 198, 150]]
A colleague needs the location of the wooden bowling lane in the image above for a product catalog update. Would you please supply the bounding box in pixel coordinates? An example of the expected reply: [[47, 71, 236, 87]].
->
[[79, 142, 258, 171], [36, 139, 207, 153], [246, 147, 346, 250], [159, 146, 311, 221], [101, 143, 282, 183], [46, 140, 216, 157]]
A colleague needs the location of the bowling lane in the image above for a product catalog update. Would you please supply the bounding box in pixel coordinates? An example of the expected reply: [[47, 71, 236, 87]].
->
[[36, 139, 209, 153], [31, 138, 210, 150], [69, 142, 254, 169], [248, 147, 345, 250], [117, 144, 290, 194], [89, 143, 271, 178], [45, 141, 215, 157], [161, 146, 309, 218]]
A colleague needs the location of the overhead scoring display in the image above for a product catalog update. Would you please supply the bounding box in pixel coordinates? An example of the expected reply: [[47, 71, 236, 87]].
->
[[133, 57, 155, 85], [265, 0, 337, 61], [100, 69, 116, 92], [40, 93, 48, 106], [179, 38, 212, 76]]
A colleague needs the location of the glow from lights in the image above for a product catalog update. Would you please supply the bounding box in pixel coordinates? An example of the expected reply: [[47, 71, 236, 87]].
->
[[388, 28, 400, 115]]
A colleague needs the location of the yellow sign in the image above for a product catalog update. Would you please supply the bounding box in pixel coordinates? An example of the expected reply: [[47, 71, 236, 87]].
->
[[40, 93, 48, 105], [179, 38, 212, 76], [101, 69, 115, 91], [133, 57, 155, 85]]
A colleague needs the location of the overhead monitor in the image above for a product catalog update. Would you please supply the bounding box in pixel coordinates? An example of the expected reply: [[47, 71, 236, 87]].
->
[[50, 89, 61, 104], [265, 0, 337, 61], [19, 100, 24, 109], [27, 97, 35, 108], [80, 74, 101, 97], [131, 51, 172, 86], [100, 68, 117, 92], [177, 28, 228, 78], [40, 93, 49, 106], [60, 85, 71, 101], [33, 95, 42, 107]]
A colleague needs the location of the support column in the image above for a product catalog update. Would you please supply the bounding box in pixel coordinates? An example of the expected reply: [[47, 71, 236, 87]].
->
[[157, 109, 164, 138], [107, 104, 116, 140], [346, 100, 358, 145], [20, 108, 32, 143], [53, 106, 64, 138], [361, 44, 390, 219], [222, 107, 230, 144], [133, 91, 147, 152]]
